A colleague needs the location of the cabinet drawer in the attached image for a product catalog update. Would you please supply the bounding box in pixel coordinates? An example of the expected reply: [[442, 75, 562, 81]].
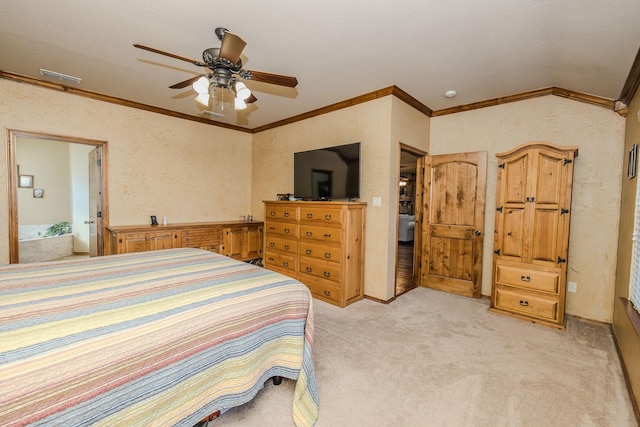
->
[[493, 286, 559, 322], [265, 235, 298, 254], [265, 222, 299, 238], [299, 274, 343, 305], [300, 224, 341, 244], [181, 229, 220, 249], [298, 258, 341, 284], [300, 206, 343, 224], [265, 205, 298, 221], [299, 241, 341, 263], [264, 250, 297, 272], [495, 263, 560, 294]]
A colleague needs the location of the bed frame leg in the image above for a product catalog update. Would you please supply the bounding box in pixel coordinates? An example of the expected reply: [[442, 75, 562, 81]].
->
[[272, 376, 283, 385]]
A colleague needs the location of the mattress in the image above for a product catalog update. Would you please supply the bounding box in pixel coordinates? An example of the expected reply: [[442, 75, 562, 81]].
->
[[0, 248, 318, 426]]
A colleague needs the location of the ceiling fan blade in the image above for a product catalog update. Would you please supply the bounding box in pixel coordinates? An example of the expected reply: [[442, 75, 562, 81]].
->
[[219, 31, 246, 64], [246, 93, 258, 104], [169, 75, 203, 89], [247, 70, 298, 88], [133, 44, 206, 67]]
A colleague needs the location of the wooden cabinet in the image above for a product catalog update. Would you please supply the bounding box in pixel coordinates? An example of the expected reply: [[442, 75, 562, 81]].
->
[[264, 201, 366, 307], [108, 221, 263, 262], [112, 229, 181, 254], [490, 142, 578, 329], [221, 224, 263, 261]]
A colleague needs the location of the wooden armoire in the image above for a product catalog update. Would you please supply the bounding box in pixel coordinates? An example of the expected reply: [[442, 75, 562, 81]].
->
[[490, 142, 578, 329]]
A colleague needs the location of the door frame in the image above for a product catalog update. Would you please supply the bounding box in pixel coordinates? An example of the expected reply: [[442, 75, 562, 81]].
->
[[396, 143, 427, 295], [7, 129, 109, 263]]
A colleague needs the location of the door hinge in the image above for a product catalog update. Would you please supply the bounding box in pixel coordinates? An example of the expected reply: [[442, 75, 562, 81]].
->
[[498, 163, 505, 169], [496, 206, 503, 213], [557, 256, 567, 263], [561, 208, 569, 215], [96, 158, 101, 166], [563, 158, 573, 166], [97, 211, 102, 218], [494, 249, 501, 255]]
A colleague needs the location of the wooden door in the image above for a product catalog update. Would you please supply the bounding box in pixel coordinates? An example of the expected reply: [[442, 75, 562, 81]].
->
[[151, 230, 180, 250], [421, 151, 487, 297], [88, 148, 103, 257]]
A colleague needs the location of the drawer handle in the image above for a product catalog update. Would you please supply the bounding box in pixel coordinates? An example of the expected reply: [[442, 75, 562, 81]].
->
[[325, 214, 332, 220], [323, 233, 332, 238], [284, 228, 290, 234], [306, 231, 313, 236], [324, 252, 331, 259], [269, 226, 276, 230], [284, 244, 290, 250], [269, 242, 275, 247], [323, 271, 331, 278], [284, 212, 290, 217], [283, 261, 289, 267], [306, 249, 312, 255], [268, 257, 275, 261], [185, 238, 190, 242], [306, 266, 312, 272], [270, 211, 276, 216], [520, 275, 531, 282], [307, 213, 313, 218], [324, 290, 331, 296], [519, 300, 529, 307]]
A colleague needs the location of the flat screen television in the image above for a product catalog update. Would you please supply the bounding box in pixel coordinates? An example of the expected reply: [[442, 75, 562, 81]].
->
[[294, 142, 360, 200]]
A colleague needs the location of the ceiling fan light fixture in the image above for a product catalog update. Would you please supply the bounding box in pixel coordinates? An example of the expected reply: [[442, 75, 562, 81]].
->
[[234, 97, 247, 110], [193, 76, 210, 94], [195, 92, 210, 107], [234, 81, 251, 100]]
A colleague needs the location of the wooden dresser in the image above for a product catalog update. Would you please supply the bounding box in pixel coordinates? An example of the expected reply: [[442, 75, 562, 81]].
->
[[107, 221, 263, 262], [263, 201, 366, 307], [490, 142, 578, 329]]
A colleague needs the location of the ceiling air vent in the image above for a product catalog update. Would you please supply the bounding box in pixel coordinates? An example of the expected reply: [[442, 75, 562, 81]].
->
[[39, 68, 82, 84], [201, 110, 224, 118]]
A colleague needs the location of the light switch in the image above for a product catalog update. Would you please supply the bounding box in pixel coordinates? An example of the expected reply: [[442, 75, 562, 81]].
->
[[373, 197, 382, 207]]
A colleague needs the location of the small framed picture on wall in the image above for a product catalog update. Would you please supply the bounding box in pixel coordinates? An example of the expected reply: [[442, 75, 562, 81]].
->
[[628, 144, 637, 179]]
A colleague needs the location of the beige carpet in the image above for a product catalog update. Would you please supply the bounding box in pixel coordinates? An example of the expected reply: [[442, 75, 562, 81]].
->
[[211, 287, 637, 426]]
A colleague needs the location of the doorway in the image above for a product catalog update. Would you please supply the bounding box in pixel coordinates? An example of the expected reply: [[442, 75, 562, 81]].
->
[[7, 130, 109, 264], [395, 144, 425, 297]]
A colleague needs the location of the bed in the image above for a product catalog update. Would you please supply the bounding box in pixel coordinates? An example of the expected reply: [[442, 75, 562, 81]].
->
[[0, 248, 318, 426]]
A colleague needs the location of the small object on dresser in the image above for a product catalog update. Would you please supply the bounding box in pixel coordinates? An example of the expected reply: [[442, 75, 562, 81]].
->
[[247, 214, 252, 222], [162, 216, 168, 226], [150, 216, 158, 226]]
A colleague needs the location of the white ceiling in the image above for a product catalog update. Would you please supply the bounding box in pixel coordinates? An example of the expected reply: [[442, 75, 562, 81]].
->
[[1, 0, 639, 130]]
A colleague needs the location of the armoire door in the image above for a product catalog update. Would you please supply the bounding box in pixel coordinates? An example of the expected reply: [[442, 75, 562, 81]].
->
[[420, 151, 487, 297]]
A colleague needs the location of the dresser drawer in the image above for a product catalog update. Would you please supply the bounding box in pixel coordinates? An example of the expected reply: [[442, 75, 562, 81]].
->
[[265, 222, 299, 238], [300, 206, 343, 224], [300, 224, 341, 244], [298, 258, 341, 283], [265, 205, 298, 221], [493, 286, 559, 322], [265, 235, 298, 254], [299, 241, 341, 263], [299, 274, 343, 305], [264, 250, 297, 273], [495, 263, 560, 294]]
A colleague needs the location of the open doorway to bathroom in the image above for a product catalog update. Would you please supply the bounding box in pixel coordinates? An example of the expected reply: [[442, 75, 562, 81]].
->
[[7, 130, 108, 264], [396, 144, 425, 297]]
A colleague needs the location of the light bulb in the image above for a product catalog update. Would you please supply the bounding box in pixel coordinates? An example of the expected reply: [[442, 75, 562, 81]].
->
[[192, 76, 210, 94], [195, 93, 210, 106], [234, 81, 251, 100], [234, 97, 247, 110]]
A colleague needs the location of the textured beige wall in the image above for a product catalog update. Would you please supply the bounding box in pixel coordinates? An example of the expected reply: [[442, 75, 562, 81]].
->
[[16, 137, 72, 225], [252, 96, 429, 301], [430, 95, 625, 322], [0, 79, 253, 264], [613, 90, 640, 410]]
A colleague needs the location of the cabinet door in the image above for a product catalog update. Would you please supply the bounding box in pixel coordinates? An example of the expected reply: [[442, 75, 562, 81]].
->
[[150, 230, 180, 250], [245, 225, 263, 259], [223, 225, 263, 260], [119, 232, 149, 253]]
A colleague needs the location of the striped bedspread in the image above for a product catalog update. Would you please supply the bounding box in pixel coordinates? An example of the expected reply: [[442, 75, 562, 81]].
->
[[0, 248, 318, 426]]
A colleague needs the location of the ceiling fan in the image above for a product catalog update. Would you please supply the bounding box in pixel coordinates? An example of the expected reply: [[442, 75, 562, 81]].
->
[[134, 27, 298, 114]]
